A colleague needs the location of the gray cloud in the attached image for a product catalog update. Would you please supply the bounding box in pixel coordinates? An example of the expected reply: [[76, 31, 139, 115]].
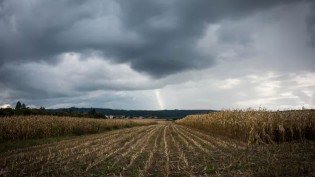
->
[[306, 2, 315, 46], [0, 54, 165, 100], [0, 0, 305, 77], [1, 0, 314, 109]]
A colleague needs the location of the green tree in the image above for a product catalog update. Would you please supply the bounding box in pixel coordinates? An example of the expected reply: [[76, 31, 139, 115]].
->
[[21, 103, 26, 109], [89, 108, 97, 116], [15, 101, 22, 109]]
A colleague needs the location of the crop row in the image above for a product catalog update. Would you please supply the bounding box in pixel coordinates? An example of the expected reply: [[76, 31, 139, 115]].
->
[[176, 110, 315, 144], [0, 116, 156, 142]]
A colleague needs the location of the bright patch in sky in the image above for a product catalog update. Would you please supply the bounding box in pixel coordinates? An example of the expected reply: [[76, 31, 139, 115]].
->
[[154, 90, 165, 110], [0, 104, 11, 109]]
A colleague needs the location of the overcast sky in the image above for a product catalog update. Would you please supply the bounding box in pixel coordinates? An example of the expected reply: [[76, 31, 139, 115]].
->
[[0, 0, 315, 110]]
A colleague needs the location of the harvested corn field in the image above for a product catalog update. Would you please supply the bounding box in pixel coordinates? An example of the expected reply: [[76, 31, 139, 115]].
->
[[0, 123, 314, 177]]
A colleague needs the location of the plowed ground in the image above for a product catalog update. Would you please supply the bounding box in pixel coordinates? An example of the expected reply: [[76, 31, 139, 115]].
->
[[1, 123, 314, 177]]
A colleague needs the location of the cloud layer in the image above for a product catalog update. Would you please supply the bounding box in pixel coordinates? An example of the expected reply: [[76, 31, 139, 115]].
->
[[0, 0, 314, 109], [1, 0, 309, 77]]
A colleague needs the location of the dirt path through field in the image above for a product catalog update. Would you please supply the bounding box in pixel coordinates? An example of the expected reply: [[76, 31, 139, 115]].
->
[[1, 123, 314, 177]]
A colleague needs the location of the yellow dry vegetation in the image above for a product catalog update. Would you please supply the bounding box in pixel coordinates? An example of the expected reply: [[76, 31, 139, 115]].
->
[[0, 116, 157, 142], [176, 110, 315, 144]]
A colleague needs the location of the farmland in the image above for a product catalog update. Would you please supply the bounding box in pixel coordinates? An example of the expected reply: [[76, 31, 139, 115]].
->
[[1, 119, 315, 176], [0, 116, 157, 142], [176, 110, 315, 144]]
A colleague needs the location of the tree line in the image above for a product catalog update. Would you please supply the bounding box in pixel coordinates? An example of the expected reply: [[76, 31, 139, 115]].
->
[[0, 101, 102, 118], [1, 101, 215, 119]]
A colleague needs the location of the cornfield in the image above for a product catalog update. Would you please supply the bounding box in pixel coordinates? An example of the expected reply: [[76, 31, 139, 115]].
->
[[0, 116, 157, 142], [176, 110, 315, 144]]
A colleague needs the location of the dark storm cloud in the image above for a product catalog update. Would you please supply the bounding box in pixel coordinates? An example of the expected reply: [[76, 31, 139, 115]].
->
[[306, 2, 315, 46], [113, 0, 304, 77], [0, 0, 304, 77], [0, 0, 97, 64], [0, 64, 69, 99]]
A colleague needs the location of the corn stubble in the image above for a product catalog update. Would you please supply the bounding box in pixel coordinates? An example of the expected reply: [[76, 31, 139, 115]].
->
[[176, 109, 315, 144], [0, 123, 314, 176]]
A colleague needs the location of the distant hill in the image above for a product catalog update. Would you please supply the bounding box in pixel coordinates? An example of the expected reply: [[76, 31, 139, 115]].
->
[[47, 107, 216, 119]]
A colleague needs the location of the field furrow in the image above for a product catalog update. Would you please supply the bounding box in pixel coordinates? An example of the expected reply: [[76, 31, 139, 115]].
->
[[73, 126, 156, 173], [139, 125, 164, 176], [173, 124, 210, 153], [163, 125, 170, 177], [176, 125, 238, 155], [0, 126, 139, 161], [108, 125, 165, 177], [167, 125, 194, 176], [0, 126, 153, 176], [91, 125, 160, 176], [178, 125, 247, 149]]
